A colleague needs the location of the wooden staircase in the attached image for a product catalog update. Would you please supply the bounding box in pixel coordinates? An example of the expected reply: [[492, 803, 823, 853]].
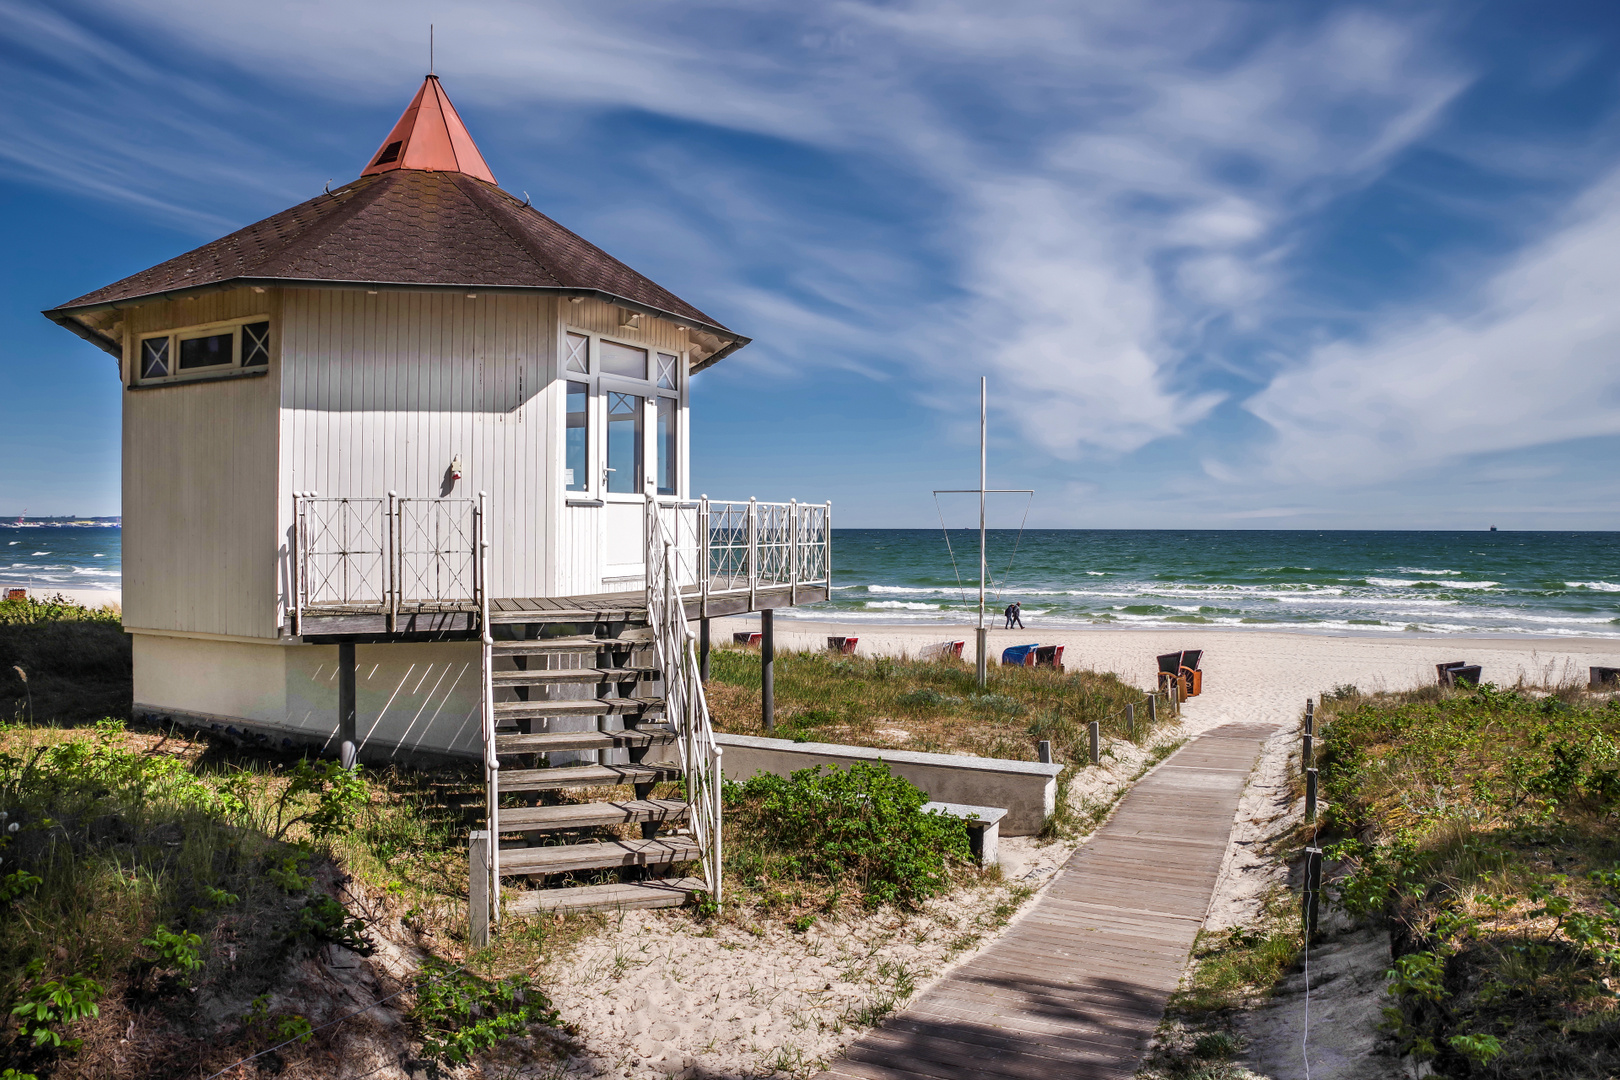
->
[[482, 607, 707, 915]]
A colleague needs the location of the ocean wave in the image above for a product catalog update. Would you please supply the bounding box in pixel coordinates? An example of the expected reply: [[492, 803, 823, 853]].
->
[[1394, 567, 1460, 575], [30, 552, 49, 556], [1367, 577, 1498, 590], [864, 600, 941, 611], [1567, 581, 1620, 592], [1085, 571, 1108, 576]]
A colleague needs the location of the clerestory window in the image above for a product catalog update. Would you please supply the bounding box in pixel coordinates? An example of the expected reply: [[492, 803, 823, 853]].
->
[[133, 319, 272, 386]]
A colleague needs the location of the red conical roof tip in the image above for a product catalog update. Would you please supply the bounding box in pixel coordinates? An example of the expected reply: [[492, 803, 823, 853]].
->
[[361, 75, 496, 184]]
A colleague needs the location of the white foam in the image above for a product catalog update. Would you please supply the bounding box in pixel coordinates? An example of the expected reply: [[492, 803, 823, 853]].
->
[[864, 600, 942, 611], [1568, 581, 1620, 592]]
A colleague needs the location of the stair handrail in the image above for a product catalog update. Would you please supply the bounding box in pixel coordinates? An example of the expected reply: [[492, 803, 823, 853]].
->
[[476, 491, 499, 925], [645, 495, 723, 901]]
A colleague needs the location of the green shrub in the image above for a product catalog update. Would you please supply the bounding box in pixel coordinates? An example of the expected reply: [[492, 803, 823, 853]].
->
[[726, 761, 972, 907], [9, 968, 101, 1050], [412, 960, 560, 1064]]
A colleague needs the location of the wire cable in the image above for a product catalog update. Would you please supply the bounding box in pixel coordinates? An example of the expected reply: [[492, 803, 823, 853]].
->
[[988, 492, 1034, 604], [933, 495, 969, 607]]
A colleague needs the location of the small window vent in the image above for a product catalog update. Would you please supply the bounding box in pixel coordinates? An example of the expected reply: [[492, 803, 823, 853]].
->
[[373, 141, 403, 166]]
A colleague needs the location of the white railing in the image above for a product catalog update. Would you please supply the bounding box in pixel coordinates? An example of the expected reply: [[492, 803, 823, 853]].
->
[[290, 493, 481, 633], [654, 496, 833, 614], [646, 495, 724, 900], [477, 491, 500, 923]]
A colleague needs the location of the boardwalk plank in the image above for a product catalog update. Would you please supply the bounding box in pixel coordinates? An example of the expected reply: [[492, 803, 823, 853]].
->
[[814, 723, 1275, 1080]]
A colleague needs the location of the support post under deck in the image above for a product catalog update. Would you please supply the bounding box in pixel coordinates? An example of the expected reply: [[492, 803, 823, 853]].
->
[[699, 617, 711, 683], [761, 609, 775, 734], [338, 641, 358, 769]]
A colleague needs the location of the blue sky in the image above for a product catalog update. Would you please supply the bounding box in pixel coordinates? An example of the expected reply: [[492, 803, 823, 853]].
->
[[3, 0, 1619, 529]]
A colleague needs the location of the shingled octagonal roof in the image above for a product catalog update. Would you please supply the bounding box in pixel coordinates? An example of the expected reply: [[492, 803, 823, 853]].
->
[[45, 76, 747, 368]]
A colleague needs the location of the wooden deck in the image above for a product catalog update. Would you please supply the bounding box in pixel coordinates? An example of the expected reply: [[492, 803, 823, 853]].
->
[[818, 722, 1277, 1080], [295, 583, 828, 639]]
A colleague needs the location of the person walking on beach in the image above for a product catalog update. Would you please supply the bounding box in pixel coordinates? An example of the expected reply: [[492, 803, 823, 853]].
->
[[1004, 601, 1024, 629]]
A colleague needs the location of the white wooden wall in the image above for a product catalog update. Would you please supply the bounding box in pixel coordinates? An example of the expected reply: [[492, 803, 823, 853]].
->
[[278, 288, 555, 602], [122, 290, 280, 638], [279, 290, 692, 604]]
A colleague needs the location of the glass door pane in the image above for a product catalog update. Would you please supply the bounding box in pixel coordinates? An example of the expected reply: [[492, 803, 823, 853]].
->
[[606, 391, 643, 494], [566, 381, 588, 491], [656, 397, 677, 496]]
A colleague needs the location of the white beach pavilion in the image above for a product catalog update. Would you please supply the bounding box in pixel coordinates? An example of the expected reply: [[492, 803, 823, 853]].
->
[[44, 75, 828, 916]]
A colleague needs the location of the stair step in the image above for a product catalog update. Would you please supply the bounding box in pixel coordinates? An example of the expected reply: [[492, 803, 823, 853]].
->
[[491, 667, 657, 686], [505, 876, 706, 915], [495, 729, 674, 754], [492, 633, 653, 655], [499, 763, 681, 792], [494, 697, 662, 719], [490, 608, 645, 625], [498, 798, 690, 832], [499, 836, 701, 876]]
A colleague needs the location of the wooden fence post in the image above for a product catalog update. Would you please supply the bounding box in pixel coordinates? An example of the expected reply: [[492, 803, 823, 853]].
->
[[469, 830, 491, 948], [1088, 721, 1100, 765], [1305, 767, 1318, 824], [1147, 694, 1157, 725], [1302, 731, 1313, 771], [761, 609, 775, 734], [1126, 702, 1135, 740], [1037, 740, 1053, 764], [1305, 697, 1315, 735]]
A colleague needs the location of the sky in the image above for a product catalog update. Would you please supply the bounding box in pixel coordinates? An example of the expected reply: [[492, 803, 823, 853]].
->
[[2, 0, 1619, 529]]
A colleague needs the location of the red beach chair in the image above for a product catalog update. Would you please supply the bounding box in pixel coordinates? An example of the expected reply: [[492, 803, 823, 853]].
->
[[827, 636, 859, 655], [1034, 645, 1064, 670], [732, 631, 762, 647]]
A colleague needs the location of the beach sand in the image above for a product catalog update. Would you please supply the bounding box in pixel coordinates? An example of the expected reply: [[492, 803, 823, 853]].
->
[[715, 616, 1620, 726]]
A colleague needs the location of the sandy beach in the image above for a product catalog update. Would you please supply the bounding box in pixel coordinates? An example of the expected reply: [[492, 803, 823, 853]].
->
[[716, 616, 1620, 726]]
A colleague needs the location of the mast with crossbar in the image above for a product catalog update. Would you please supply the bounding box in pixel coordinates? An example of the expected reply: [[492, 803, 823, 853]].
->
[[935, 377, 1034, 687]]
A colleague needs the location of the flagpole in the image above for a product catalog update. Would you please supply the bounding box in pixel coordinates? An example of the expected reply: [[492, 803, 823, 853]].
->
[[977, 376, 988, 688]]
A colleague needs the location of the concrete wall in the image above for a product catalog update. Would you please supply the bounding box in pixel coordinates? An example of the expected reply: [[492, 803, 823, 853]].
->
[[714, 733, 1061, 836], [132, 633, 481, 763]]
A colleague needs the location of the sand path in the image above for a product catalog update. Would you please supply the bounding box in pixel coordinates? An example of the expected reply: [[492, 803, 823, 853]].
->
[[816, 722, 1277, 1080]]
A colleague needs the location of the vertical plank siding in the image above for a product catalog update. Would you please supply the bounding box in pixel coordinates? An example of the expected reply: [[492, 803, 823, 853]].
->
[[120, 287, 696, 643], [280, 290, 691, 605], [123, 290, 280, 638], [280, 288, 553, 601]]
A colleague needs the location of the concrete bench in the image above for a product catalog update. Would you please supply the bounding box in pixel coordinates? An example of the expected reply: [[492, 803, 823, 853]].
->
[[922, 801, 1007, 867]]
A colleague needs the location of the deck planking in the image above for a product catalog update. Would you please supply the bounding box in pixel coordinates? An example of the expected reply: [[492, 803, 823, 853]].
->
[[816, 722, 1276, 1080]]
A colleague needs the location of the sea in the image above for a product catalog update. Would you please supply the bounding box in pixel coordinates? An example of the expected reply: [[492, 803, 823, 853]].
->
[[5, 525, 1618, 638], [1, 523, 121, 595], [796, 529, 1620, 639]]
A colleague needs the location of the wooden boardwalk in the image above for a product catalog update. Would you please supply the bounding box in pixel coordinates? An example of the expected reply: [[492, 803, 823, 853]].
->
[[819, 722, 1277, 1080]]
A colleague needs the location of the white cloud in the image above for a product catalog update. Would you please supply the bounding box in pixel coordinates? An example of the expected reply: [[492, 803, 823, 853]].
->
[[7, 0, 1484, 474], [1246, 167, 1620, 485]]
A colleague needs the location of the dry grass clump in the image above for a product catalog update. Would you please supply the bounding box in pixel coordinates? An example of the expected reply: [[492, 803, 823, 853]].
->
[[705, 646, 1160, 765]]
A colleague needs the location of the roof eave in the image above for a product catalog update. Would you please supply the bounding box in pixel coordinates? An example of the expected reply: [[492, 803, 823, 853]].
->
[[41, 310, 121, 359], [45, 276, 750, 367]]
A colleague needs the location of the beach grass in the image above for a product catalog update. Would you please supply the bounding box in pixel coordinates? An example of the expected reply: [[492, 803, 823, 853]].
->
[[1309, 679, 1620, 1077], [1, 593, 129, 725], [704, 646, 1161, 766]]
